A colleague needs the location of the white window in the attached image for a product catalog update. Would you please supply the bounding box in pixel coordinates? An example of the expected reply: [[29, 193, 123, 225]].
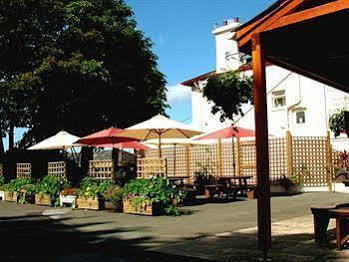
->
[[296, 111, 306, 124], [272, 90, 286, 108]]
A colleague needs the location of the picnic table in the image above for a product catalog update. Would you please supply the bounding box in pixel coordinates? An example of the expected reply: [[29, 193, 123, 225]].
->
[[310, 202, 349, 250], [218, 175, 253, 196], [168, 176, 190, 187]]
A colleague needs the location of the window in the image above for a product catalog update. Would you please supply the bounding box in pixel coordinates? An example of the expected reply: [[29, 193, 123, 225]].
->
[[296, 111, 306, 124], [272, 90, 286, 108]]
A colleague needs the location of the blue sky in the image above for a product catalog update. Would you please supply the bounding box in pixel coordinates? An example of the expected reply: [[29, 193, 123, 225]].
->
[[125, 0, 275, 123], [8, 1, 275, 148]]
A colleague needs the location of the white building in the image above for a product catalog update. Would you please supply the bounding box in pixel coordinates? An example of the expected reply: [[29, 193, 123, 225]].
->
[[182, 18, 349, 138]]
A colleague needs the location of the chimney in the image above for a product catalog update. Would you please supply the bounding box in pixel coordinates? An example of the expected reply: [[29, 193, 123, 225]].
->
[[234, 17, 239, 23], [223, 20, 228, 26]]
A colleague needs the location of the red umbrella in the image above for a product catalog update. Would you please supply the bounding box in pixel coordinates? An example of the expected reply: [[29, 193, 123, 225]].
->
[[196, 126, 255, 140], [196, 126, 255, 176], [77, 127, 136, 145], [95, 141, 150, 150]]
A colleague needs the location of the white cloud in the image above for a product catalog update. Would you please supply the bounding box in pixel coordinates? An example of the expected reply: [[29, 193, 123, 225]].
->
[[166, 84, 191, 102]]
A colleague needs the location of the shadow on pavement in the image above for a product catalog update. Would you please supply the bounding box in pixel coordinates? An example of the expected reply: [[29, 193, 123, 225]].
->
[[0, 212, 213, 262]]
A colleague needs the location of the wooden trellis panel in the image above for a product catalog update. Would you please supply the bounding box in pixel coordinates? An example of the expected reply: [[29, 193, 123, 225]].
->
[[238, 139, 257, 183], [269, 137, 287, 181], [137, 158, 167, 178], [48, 161, 67, 179], [89, 160, 115, 181], [16, 163, 32, 179], [292, 136, 327, 187]]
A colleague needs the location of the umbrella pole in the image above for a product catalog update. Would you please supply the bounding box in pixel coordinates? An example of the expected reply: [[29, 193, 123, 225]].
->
[[158, 134, 162, 158], [173, 144, 177, 177], [232, 135, 236, 177]]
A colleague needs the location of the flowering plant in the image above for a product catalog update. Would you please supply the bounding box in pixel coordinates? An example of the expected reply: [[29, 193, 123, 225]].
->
[[123, 177, 185, 215], [35, 175, 70, 206], [77, 177, 115, 198]]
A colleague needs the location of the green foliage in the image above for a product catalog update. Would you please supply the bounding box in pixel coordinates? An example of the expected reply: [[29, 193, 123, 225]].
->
[[123, 178, 185, 216], [104, 186, 124, 210], [329, 109, 347, 137], [1, 178, 33, 193], [77, 177, 115, 198], [0, 176, 5, 187], [203, 71, 253, 122], [35, 175, 70, 206]]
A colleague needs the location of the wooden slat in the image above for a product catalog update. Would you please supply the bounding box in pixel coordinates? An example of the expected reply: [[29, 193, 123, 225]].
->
[[137, 158, 167, 179], [16, 163, 31, 179], [89, 160, 115, 181], [48, 161, 67, 179], [265, 0, 349, 32]]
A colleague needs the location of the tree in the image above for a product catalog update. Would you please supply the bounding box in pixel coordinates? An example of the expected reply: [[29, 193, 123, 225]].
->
[[0, 0, 168, 150], [203, 71, 253, 123]]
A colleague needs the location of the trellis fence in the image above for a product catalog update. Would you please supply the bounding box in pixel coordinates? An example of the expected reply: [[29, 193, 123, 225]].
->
[[143, 131, 334, 188]]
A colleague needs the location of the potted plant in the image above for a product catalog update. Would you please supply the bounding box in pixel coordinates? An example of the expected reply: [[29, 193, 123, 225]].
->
[[270, 175, 302, 196], [123, 177, 185, 216], [103, 186, 124, 211], [76, 178, 114, 210], [35, 175, 70, 206], [329, 109, 348, 137], [2, 178, 33, 203]]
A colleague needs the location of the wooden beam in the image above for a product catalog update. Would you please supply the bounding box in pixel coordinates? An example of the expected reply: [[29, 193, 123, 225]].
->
[[252, 33, 271, 254], [237, 0, 305, 49], [236, 0, 294, 41], [265, 0, 349, 32]]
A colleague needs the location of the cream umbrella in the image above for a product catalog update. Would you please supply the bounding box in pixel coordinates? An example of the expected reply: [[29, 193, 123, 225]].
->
[[118, 114, 202, 157], [28, 131, 81, 150]]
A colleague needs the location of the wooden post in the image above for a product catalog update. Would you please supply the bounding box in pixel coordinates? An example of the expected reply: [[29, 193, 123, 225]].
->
[[326, 131, 332, 192], [236, 137, 241, 176], [252, 33, 271, 254], [286, 131, 293, 177], [217, 139, 223, 177], [185, 144, 190, 178]]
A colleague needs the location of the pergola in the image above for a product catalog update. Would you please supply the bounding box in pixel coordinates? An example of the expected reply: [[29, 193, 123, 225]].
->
[[235, 0, 349, 257]]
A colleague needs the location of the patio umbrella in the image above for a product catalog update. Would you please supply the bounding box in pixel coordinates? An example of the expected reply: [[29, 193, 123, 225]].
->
[[28, 131, 81, 150], [27, 130, 81, 162], [118, 114, 202, 157], [196, 126, 255, 176], [76, 127, 136, 146]]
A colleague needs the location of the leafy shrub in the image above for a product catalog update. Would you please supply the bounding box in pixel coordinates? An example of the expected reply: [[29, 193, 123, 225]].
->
[[329, 109, 347, 137], [1, 178, 33, 193], [0, 175, 5, 187], [77, 177, 115, 198], [104, 186, 124, 210], [123, 177, 185, 216], [35, 175, 70, 206]]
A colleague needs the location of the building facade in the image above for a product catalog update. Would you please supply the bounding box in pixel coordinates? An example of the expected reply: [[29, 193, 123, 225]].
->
[[182, 19, 349, 137]]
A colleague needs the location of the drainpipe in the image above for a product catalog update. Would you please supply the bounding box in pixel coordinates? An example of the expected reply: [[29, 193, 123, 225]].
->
[[286, 75, 302, 130]]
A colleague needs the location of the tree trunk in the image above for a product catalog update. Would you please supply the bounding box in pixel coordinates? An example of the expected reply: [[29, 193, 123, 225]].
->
[[8, 123, 14, 151], [0, 134, 5, 161], [112, 147, 119, 171], [80, 147, 93, 178]]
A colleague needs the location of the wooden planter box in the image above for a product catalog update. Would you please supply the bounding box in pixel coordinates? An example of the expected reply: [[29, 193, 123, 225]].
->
[[19, 192, 35, 204], [105, 200, 123, 212], [0, 190, 4, 201], [35, 194, 52, 206], [270, 184, 300, 196], [76, 196, 103, 210], [4, 191, 18, 202], [123, 199, 162, 216]]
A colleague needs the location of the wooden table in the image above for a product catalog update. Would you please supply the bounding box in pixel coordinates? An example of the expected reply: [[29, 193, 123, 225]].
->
[[329, 208, 349, 251], [168, 176, 190, 187], [218, 176, 253, 195], [310, 202, 349, 249]]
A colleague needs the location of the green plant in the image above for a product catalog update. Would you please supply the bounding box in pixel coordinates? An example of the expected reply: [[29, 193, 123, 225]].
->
[[329, 109, 347, 137], [104, 186, 124, 210], [77, 177, 115, 199], [0, 175, 5, 187], [35, 175, 70, 206], [2, 178, 33, 193], [123, 177, 185, 216]]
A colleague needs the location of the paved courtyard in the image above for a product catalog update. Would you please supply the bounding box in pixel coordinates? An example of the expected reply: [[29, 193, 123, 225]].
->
[[1, 192, 349, 261]]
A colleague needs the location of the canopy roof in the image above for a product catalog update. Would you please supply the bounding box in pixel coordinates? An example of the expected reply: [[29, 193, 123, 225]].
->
[[118, 114, 202, 140], [236, 0, 349, 92], [28, 131, 80, 150]]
